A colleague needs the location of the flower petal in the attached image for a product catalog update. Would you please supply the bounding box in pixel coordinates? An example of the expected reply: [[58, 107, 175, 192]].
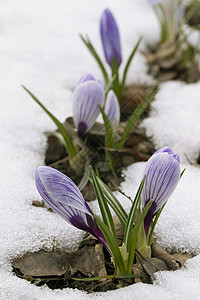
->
[[35, 166, 110, 252], [104, 90, 120, 123], [141, 147, 181, 235], [73, 78, 105, 135], [100, 9, 122, 66]]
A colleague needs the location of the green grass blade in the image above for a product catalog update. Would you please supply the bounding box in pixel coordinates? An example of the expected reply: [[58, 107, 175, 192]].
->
[[22, 86, 76, 158], [124, 176, 145, 253], [121, 37, 142, 92], [126, 200, 153, 274], [90, 167, 117, 241], [118, 89, 157, 149], [95, 216, 126, 274], [80, 34, 109, 84], [96, 176, 128, 227]]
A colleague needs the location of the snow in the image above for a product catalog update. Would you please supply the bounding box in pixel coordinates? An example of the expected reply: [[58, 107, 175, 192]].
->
[[0, 0, 200, 299]]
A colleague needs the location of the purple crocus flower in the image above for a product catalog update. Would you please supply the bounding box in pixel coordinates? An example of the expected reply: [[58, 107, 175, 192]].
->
[[141, 146, 181, 236], [35, 166, 110, 252], [73, 73, 105, 138], [104, 90, 120, 124], [100, 9, 122, 67], [148, 0, 162, 4]]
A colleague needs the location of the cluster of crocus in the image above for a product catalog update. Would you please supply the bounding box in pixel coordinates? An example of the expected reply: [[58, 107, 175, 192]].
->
[[73, 73, 120, 139], [81, 8, 142, 103], [148, 0, 184, 43], [35, 146, 181, 275]]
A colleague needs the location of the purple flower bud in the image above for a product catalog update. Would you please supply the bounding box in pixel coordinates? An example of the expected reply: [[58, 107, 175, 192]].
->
[[73, 74, 105, 138], [35, 166, 110, 251], [100, 9, 122, 67], [104, 90, 120, 124], [141, 146, 181, 236], [148, 0, 162, 4]]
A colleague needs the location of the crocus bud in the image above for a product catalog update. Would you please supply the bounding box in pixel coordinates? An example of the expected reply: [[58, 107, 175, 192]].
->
[[73, 74, 105, 138], [100, 9, 122, 67], [104, 90, 120, 124], [148, 0, 162, 4], [35, 166, 110, 251], [141, 146, 181, 236]]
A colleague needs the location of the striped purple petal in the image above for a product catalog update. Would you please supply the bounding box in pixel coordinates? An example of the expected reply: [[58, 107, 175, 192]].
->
[[73, 74, 105, 138], [35, 166, 110, 251], [100, 9, 122, 67], [141, 147, 181, 235], [76, 73, 95, 86], [104, 90, 120, 124]]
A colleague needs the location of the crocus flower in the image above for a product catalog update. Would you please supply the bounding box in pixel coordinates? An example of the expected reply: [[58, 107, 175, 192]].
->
[[100, 9, 122, 67], [141, 146, 181, 236], [148, 0, 162, 4], [35, 166, 110, 252], [73, 74, 105, 138], [104, 90, 120, 124]]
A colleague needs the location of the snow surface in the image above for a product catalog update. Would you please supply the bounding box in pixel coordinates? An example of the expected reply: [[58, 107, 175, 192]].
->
[[1, 0, 200, 299]]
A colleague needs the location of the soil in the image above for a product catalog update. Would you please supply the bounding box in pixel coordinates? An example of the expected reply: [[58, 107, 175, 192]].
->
[[12, 220, 194, 292]]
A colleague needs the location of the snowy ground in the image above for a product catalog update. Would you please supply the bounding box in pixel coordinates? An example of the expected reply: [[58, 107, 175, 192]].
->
[[1, 0, 200, 299]]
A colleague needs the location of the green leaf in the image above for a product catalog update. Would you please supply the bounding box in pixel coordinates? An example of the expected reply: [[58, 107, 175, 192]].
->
[[105, 74, 117, 96], [121, 37, 142, 92], [90, 167, 117, 241], [95, 215, 126, 274], [111, 58, 121, 103], [22, 86, 76, 158], [118, 89, 158, 149], [126, 199, 153, 274], [147, 202, 166, 246], [124, 176, 145, 253], [99, 106, 113, 149], [96, 176, 128, 227], [80, 34, 109, 84], [180, 168, 186, 178]]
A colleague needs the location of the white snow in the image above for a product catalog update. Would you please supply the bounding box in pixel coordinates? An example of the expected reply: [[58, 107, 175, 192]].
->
[[1, 0, 200, 299]]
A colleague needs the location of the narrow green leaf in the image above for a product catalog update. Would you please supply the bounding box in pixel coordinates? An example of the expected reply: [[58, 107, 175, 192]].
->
[[180, 168, 186, 178], [126, 200, 153, 274], [105, 74, 116, 96], [121, 37, 142, 92], [147, 202, 166, 246], [80, 34, 109, 84], [95, 215, 126, 274], [111, 58, 121, 103], [22, 86, 76, 158], [124, 176, 145, 253], [96, 176, 128, 227], [90, 167, 117, 241], [118, 89, 158, 149], [99, 106, 113, 149]]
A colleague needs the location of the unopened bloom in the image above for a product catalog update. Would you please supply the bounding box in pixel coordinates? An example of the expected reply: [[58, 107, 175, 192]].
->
[[73, 74, 105, 138], [141, 146, 181, 235], [100, 9, 122, 67], [148, 0, 162, 4], [35, 166, 110, 251], [104, 90, 120, 124]]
